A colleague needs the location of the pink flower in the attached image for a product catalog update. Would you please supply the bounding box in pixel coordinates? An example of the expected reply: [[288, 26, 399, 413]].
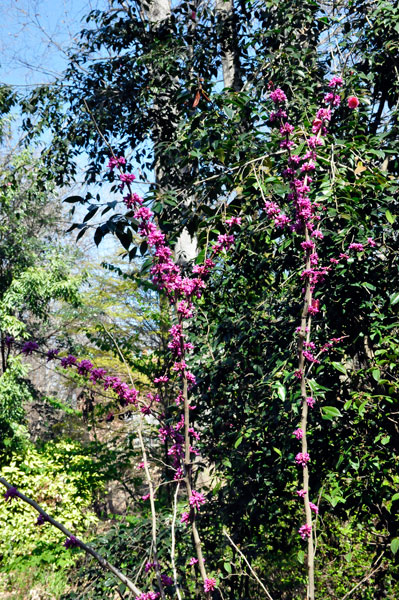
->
[[142, 494, 150, 501], [189, 557, 199, 566], [293, 428, 304, 440], [296, 489, 307, 498], [270, 88, 287, 103], [299, 524, 312, 540], [347, 96, 359, 109], [301, 160, 316, 173], [119, 172, 136, 184], [309, 502, 319, 514], [181, 511, 190, 525], [295, 452, 310, 467], [189, 490, 206, 510], [367, 237, 376, 247], [204, 578, 217, 592], [316, 107, 332, 122], [280, 122, 294, 135], [349, 242, 364, 252], [225, 216, 242, 227], [154, 375, 169, 384], [308, 299, 320, 315], [324, 93, 341, 107], [311, 118, 323, 133], [329, 76, 344, 88], [306, 396, 315, 408]]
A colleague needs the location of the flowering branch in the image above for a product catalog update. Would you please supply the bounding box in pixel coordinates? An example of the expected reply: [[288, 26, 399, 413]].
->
[[0, 477, 143, 597], [265, 78, 372, 600]]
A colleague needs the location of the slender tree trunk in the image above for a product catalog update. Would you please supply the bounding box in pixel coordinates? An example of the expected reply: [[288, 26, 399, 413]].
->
[[216, 0, 242, 91], [146, 0, 198, 264]]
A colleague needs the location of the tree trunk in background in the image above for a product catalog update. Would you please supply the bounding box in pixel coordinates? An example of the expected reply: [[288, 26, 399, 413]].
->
[[146, 0, 198, 265], [216, 0, 242, 90]]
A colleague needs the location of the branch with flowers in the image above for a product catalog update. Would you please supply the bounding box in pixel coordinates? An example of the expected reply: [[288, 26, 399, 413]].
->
[[264, 77, 376, 600], [1, 163, 241, 598]]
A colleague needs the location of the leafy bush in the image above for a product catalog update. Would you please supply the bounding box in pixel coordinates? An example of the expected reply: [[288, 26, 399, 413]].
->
[[0, 440, 102, 598]]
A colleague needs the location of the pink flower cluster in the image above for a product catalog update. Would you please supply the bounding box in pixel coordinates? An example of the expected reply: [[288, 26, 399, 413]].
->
[[298, 524, 312, 540], [189, 490, 206, 511], [204, 578, 217, 592], [107, 155, 126, 169], [295, 452, 310, 467], [24, 341, 140, 411]]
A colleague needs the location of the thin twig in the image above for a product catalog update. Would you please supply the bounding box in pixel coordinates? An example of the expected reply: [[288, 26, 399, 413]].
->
[[171, 482, 183, 600], [103, 325, 165, 600], [223, 529, 274, 600], [340, 553, 384, 600]]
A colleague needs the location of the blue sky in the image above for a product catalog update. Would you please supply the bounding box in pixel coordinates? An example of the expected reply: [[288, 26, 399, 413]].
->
[[0, 0, 126, 257], [0, 0, 106, 87]]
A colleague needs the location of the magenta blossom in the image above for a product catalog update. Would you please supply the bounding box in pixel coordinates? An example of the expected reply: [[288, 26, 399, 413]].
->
[[299, 524, 312, 540], [181, 511, 190, 525], [189, 490, 206, 511], [270, 88, 287, 103], [328, 76, 343, 88], [204, 578, 217, 592], [349, 242, 364, 252], [295, 452, 310, 467], [347, 95, 359, 109], [293, 428, 304, 440]]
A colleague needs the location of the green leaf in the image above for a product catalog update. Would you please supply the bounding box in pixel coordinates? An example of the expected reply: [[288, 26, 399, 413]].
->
[[391, 493, 399, 502], [224, 562, 232, 574], [385, 209, 395, 224], [76, 227, 88, 241], [297, 550, 305, 564], [391, 538, 399, 555], [321, 406, 342, 419], [64, 195, 84, 203], [276, 383, 286, 402], [372, 369, 381, 382], [234, 436, 243, 449], [331, 361, 347, 375], [273, 447, 282, 456], [390, 292, 399, 306], [94, 226, 104, 246]]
